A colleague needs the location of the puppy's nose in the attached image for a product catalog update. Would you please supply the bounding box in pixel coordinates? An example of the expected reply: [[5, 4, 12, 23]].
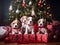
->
[[15, 25, 18, 27], [30, 21, 32, 23], [40, 24, 42, 25]]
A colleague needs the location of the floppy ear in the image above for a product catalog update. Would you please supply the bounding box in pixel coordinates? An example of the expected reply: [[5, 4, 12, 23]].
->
[[20, 17, 23, 22], [37, 19, 40, 24], [10, 21, 13, 27]]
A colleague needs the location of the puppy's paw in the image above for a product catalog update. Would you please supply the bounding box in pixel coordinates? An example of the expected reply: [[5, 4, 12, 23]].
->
[[19, 32, 22, 34], [36, 32, 39, 34]]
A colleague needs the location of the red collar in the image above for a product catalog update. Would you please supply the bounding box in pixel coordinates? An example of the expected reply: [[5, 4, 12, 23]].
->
[[38, 26, 44, 28], [12, 28, 20, 29]]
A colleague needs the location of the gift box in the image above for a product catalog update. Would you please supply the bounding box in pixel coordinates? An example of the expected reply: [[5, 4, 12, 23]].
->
[[4, 37, 9, 43], [22, 34, 29, 43], [9, 34, 17, 43], [17, 34, 22, 43], [47, 24, 53, 32], [36, 34, 42, 43], [29, 34, 36, 43], [42, 34, 48, 43]]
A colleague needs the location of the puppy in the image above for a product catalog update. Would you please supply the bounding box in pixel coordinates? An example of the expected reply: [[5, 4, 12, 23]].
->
[[10, 18, 21, 34], [37, 18, 47, 34], [20, 16, 27, 34], [24, 17, 34, 34]]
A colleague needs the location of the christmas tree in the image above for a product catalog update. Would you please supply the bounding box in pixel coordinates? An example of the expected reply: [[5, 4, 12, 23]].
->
[[8, 0, 52, 23]]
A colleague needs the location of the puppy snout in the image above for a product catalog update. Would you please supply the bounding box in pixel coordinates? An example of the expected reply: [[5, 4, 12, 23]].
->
[[15, 25, 18, 27], [30, 21, 32, 23], [40, 24, 43, 25]]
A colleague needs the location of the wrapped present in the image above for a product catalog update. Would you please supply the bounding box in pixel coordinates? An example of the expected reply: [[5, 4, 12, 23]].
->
[[42, 34, 48, 43], [34, 24, 38, 33], [23, 34, 29, 43], [47, 24, 53, 32], [4, 37, 9, 43], [36, 34, 42, 43], [9, 34, 17, 43], [17, 34, 22, 43], [29, 34, 36, 43]]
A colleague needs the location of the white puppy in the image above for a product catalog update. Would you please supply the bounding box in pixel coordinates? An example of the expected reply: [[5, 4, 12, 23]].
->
[[10, 18, 21, 34], [37, 18, 47, 34]]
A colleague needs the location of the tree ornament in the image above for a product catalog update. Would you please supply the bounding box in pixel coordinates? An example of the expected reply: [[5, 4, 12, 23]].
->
[[47, 7, 50, 9], [16, 9, 20, 14], [22, 0, 26, 7], [53, 35, 56, 39], [9, 5, 12, 11], [44, 11, 47, 15], [47, 12, 49, 14], [44, 3, 46, 5], [9, 18, 11, 21], [38, 0, 42, 7], [31, 8, 35, 16], [16, 0, 19, 2], [29, 0, 32, 6], [49, 14, 52, 17], [12, 16, 14, 18]]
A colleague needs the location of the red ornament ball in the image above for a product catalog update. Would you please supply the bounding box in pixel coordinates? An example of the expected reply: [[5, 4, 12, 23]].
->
[[38, 3, 41, 7], [22, 3, 26, 7]]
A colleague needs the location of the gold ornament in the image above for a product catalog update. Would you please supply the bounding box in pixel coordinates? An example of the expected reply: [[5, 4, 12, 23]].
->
[[47, 7, 50, 9], [12, 16, 14, 18], [44, 3, 46, 5], [49, 14, 52, 16]]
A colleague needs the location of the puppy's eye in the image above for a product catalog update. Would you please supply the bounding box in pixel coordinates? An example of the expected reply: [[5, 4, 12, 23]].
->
[[13, 23, 15, 24], [27, 19, 29, 21], [43, 22, 44, 23], [39, 21, 40, 23]]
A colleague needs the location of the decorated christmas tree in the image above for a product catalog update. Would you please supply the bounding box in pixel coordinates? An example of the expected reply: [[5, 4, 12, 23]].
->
[[0, 0, 60, 43], [8, 0, 52, 23]]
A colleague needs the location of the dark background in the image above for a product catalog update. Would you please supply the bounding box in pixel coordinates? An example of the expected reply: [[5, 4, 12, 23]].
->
[[0, 0, 60, 25]]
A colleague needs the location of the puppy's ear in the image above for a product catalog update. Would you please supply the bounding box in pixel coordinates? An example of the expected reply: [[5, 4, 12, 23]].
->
[[10, 21, 13, 27], [20, 17, 23, 22], [37, 19, 40, 23]]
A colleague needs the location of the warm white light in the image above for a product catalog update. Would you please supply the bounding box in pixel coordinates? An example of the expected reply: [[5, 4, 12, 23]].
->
[[9, 5, 12, 11], [16, 9, 20, 14], [29, 0, 32, 5], [31, 8, 35, 16]]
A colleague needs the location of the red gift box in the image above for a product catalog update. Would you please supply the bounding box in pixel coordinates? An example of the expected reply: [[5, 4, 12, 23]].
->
[[47, 24, 53, 31], [9, 34, 17, 43], [23, 34, 29, 43], [29, 34, 36, 43], [17, 34, 22, 43], [4, 37, 9, 43], [42, 34, 48, 43], [36, 34, 42, 43]]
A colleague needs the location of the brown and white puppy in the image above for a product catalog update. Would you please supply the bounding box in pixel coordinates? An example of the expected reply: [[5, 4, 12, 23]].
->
[[20, 16, 27, 34], [10, 18, 21, 34], [24, 17, 34, 34], [37, 18, 47, 34]]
